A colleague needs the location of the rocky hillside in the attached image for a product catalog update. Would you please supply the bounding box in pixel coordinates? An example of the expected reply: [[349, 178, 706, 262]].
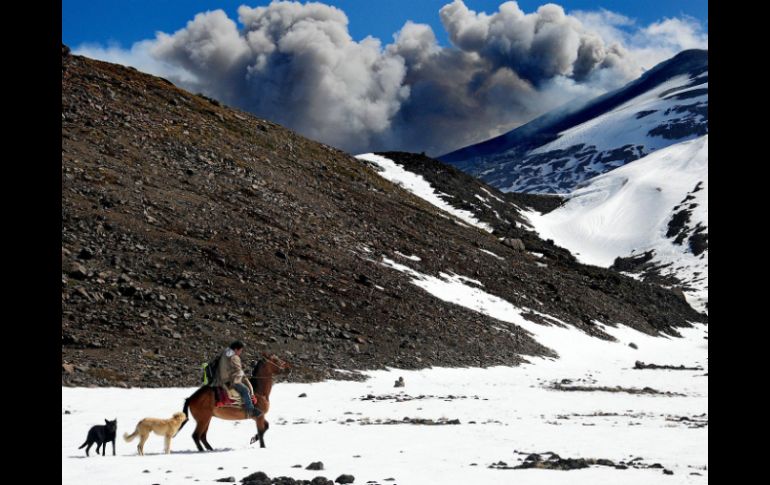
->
[[61, 47, 705, 388]]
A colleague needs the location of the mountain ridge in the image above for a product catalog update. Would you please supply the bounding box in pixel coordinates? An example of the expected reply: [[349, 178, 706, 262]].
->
[[440, 49, 708, 194]]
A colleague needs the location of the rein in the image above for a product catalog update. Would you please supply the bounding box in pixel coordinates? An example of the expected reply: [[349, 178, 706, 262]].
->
[[266, 355, 288, 369], [250, 355, 289, 378]]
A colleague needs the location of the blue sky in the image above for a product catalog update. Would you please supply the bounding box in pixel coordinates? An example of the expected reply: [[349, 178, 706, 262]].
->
[[63, 0, 707, 48], [65, 1, 707, 155]]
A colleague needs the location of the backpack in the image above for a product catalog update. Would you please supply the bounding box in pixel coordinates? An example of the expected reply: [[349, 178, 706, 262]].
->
[[202, 352, 221, 386]]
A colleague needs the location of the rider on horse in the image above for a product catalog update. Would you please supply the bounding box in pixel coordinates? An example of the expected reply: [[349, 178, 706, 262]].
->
[[212, 340, 262, 418]]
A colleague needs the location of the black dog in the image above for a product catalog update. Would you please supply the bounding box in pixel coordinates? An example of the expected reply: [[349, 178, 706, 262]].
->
[[78, 419, 117, 456]]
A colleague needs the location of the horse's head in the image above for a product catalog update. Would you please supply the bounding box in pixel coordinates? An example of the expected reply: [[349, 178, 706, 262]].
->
[[252, 352, 291, 377]]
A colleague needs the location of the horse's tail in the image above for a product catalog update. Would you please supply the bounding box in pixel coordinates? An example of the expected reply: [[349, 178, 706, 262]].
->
[[175, 397, 191, 437], [175, 386, 210, 437]]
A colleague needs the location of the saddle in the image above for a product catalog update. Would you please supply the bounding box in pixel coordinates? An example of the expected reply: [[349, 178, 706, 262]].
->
[[213, 386, 258, 408]]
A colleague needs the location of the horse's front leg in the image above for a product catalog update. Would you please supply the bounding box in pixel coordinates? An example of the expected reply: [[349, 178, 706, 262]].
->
[[257, 417, 269, 448], [250, 417, 268, 448]]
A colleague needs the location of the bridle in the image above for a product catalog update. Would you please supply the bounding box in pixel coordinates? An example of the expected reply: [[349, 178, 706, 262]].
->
[[250, 353, 290, 379], [265, 353, 289, 370]]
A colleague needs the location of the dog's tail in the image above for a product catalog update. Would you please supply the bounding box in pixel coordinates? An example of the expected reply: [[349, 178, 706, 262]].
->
[[174, 397, 191, 437], [123, 429, 138, 442], [78, 441, 88, 449]]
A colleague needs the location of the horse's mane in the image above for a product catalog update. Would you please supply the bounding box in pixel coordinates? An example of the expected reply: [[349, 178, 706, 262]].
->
[[252, 357, 265, 376]]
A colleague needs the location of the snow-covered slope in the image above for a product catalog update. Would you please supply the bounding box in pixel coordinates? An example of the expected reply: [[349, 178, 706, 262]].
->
[[441, 50, 708, 194], [64, 225, 710, 485], [63, 269, 708, 484], [65, 238, 709, 485], [525, 136, 708, 312], [356, 152, 494, 232]]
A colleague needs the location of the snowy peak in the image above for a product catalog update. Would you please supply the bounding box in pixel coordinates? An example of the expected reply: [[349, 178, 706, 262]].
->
[[524, 135, 708, 312], [441, 49, 708, 194]]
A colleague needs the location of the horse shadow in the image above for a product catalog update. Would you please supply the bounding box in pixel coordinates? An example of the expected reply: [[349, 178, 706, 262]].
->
[[129, 448, 236, 456], [67, 447, 235, 459]]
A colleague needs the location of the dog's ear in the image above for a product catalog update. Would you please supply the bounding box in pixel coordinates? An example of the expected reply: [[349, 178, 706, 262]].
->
[[105, 419, 109, 424]]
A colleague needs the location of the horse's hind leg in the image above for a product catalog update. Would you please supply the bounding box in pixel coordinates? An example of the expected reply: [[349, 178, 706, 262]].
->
[[191, 424, 204, 452], [192, 416, 211, 452], [200, 421, 214, 451], [188, 388, 216, 452]]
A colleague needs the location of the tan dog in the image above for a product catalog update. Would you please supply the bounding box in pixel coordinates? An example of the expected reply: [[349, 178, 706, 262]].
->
[[123, 412, 188, 455]]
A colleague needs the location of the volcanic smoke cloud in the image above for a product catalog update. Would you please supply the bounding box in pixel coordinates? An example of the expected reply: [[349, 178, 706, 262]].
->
[[76, 1, 707, 155]]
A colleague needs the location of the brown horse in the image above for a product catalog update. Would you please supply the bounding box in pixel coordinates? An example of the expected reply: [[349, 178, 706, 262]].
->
[[179, 353, 290, 451]]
